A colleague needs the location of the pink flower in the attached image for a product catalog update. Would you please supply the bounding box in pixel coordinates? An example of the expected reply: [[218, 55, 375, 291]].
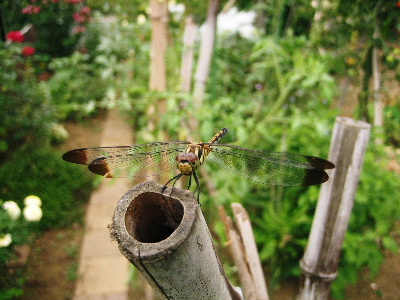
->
[[73, 13, 85, 23], [65, 0, 82, 4], [22, 46, 36, 57], [81, 6, 91, 14], [73, 26, 86, 34], [22, 5, 41, 14], [6, 31, 25, 43]]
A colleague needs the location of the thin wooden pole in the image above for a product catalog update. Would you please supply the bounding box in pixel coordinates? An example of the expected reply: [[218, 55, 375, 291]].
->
[[180, 16, 198, 94], [231, 204, 270, 300], [111, 181, 243, 300], [298, 117, 371, 300], [193, 0, 220, 111]]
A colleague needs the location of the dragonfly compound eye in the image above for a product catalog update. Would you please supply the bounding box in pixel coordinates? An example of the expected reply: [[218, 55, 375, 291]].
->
[[176, 152, 198, 162]]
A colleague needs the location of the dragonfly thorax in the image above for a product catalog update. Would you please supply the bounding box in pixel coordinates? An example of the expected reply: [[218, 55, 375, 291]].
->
[[176, 152, 199, 175]]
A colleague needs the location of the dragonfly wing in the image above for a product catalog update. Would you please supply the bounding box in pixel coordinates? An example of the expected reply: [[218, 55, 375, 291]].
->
[[62, 142, 190, 178], [207, 144, 334, 186]]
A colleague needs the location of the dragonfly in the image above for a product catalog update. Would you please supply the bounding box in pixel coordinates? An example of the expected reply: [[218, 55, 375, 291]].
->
[[62, 128, 335, 199]]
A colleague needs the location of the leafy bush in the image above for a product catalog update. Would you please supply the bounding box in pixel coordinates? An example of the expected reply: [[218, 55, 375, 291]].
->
[[0, 43, 55, 157], [384, 103, 400, 147], [47, 52, 108, 120], [0, 146, 92, 230]]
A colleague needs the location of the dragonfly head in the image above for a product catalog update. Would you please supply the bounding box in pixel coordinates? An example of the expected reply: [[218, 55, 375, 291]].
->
[[176, 152, 199, 175]]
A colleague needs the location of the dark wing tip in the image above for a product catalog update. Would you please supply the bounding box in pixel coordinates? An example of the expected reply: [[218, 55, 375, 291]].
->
[[325, 160, 335, 169], [88, 157, 114, 177], [306, 156, 335, 170], [62, 149, 89, 164], [303, 170, 330, 186]]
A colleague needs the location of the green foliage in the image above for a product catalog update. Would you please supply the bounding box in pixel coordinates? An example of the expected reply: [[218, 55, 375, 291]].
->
[[47, 52, 108, 120], [384, 103, 400, 147], [248, 35, 335, 113], [0, 146, 92, 230], [0, 43, 55, 156]]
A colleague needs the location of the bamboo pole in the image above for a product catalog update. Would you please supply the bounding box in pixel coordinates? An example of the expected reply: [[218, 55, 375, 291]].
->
[[193, 0, 220, 111], [298, 117, 371, 300], [111, 181, 243, 300], [180, 16, 198, 94], [372, 24, 383, 145], [220, 204, 270, 300]]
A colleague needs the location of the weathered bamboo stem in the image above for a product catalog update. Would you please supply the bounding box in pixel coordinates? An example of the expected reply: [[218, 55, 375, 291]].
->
[[180, 16, 198, 94], [193, 0, 220, 111], [111, 181, 243, 300], [298, 117, 371, 300], [220, 204, 270, 300], [231, 204, 270, 300]]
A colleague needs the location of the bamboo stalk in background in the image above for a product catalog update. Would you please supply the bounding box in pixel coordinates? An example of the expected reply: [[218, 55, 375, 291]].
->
[[180, 16, 198, 94], [193, 0, 220, 112], [148, 0, 169, 132], [372, 24, 383, 145], [298, 117, 371, 300], [220, 204, 270, 300]]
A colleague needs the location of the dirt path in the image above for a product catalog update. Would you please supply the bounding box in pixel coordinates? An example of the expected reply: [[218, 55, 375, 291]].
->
[[73, 109, 133, 300]]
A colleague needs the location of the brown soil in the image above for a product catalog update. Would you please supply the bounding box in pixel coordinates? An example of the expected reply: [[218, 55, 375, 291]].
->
[[17, 111, 400, 300]]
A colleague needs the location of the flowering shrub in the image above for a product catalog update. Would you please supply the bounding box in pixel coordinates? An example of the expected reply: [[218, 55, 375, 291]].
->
[[19, 0, 92, 57], [0, 196, 43, 299], [0, 39, 54, 155], [5, 30, 36, 59]]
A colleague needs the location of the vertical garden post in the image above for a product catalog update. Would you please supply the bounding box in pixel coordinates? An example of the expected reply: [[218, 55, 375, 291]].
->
[[298, 117, 371, 300]]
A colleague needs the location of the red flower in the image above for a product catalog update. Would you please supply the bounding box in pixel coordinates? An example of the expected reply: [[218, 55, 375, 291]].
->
[[65, 0, 82, 4], [6, 31, 25, 43], [22, 5, 41, 14], [22, 46, 36, 57], [397, 1, 400, 8]]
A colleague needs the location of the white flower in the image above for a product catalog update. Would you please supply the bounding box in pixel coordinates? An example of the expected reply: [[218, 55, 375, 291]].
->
[[137, 14, 146, 25], [23, 205, 43, 222], [3, 201, 21, 220], [0, 234, 12, 247], [24, 195, 42, 207]]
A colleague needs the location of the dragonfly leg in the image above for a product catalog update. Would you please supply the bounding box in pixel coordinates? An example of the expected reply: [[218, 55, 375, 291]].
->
[[162, 173, 183, 198], [187, 174, 192, 190], [192, 170, 200, 203], [162, 174, 183, 191]]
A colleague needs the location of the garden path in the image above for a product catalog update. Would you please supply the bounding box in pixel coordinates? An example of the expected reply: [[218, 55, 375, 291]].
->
[[74, 109, 133, 300]]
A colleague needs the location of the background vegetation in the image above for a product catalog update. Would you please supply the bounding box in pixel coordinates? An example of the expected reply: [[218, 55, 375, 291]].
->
[[0, 0, 399, 299]]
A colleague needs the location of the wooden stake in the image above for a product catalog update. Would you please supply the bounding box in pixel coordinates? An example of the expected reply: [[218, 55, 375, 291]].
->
[[298, 117, 371, 300]]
